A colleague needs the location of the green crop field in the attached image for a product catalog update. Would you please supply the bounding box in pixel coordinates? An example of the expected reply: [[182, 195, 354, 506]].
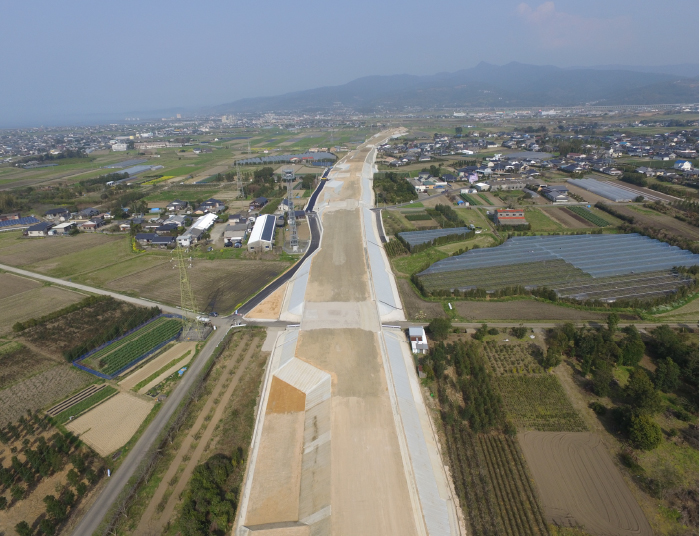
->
[[494, 375, 587, 432], [460, 194, 481, 206], [81, 318, 182, 376], [566, 206, 610, 227], [55, 386, 117, 423], [477, 193, 493, 205], [524, 209, 563, 232]]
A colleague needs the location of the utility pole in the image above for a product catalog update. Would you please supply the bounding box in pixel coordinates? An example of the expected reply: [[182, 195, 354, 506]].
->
[[236, 162, 243, 199], [283, 169, 299, 252]]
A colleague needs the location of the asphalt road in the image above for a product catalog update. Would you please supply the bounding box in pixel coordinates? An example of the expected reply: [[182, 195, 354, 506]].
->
[[70, 323, 230, 536]]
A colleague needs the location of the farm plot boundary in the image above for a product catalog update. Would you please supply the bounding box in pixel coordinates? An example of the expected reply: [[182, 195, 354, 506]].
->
[[73, 314, 183, 379]]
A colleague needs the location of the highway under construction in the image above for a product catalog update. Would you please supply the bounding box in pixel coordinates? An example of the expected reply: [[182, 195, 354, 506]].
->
[[236, 130, 459, 535]]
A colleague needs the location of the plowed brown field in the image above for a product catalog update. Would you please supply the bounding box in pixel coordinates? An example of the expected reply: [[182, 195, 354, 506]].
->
[[519, 431, 652, 536]]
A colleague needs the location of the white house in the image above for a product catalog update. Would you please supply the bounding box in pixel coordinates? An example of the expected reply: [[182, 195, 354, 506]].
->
[[112, 143, 128, 152], [408, 326, 429, 354], [674, 160, 693, 171], [247, 214, 276, 252]]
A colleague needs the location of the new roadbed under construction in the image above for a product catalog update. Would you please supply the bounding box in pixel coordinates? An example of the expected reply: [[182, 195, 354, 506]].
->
[[237, 131, 459, 535]]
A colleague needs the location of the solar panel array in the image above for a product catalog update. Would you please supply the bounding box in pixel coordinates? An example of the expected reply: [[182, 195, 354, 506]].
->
[[0, 216, 40, 228], [398, 227, 473, 247], [420, 234, 698, 278], [568, 178, 636, 202]]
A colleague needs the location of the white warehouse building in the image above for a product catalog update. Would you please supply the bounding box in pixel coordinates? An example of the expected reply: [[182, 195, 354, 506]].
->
[[247, 214, 276, 252]]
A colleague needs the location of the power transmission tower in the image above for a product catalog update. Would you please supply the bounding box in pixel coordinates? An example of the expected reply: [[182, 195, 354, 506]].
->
[[172, 245, 203, 339], [284, 169, 299, 252], [236, 162, 243, 199]]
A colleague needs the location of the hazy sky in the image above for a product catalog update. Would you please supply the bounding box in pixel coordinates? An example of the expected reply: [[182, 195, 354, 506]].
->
[[1, 0, 698, 126]]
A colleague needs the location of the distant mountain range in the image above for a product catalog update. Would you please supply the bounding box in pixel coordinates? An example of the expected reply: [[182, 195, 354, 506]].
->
[[211, 62, 698, 114]]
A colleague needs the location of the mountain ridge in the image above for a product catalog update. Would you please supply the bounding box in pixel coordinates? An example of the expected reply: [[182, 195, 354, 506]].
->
[[210, 62, 698, 114]]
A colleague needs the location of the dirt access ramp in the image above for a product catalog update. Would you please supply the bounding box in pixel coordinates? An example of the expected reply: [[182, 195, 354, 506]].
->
[[519, 431, 652, 536]]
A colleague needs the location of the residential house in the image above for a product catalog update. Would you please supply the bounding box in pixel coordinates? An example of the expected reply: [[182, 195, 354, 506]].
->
[[78, 219, 105, 232], [26, 222, 54, 236], [44, 208, 70, 221], [229, 213, 243, 223], [408, 327, 428, 355], [78, 207, 100, 219], [166, 200, 188, 211], [135, 233, 159, 246], [249, 197, 268, 211], [50, 222, 76, 235], [199, 198, 225, 213], [155, 222, 179, 235], [674, 160, 693, 171], [151, 236, 176, 248], [224, 223, 247, 243]]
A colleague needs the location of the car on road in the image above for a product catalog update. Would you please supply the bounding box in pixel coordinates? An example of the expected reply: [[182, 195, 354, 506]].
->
[[210, 312, 218, 317]]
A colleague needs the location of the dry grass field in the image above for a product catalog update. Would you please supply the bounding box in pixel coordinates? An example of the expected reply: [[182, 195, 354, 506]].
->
[[0, 233, 120, 267], [519, 431, 653, 536], [0, 365, 93, 426], [66, 392, 154, 456], [545, 207, 596, 228], [0, 341, 55, 389], [105, 258, 288, 312], [0, 285, 85, 334], [614, 206, 698, 241], [455, 300, 609, 322], [0, 272, 40, 299], [118, 341, 196, 391]]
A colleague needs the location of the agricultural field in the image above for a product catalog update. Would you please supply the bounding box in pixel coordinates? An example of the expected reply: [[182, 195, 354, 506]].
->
[[0, 342, 55, 390], [0, 272, 40, 299], [543, 207, 596, 229], [0, 412, 107, 536], [520, 432, 653, 536], [418, 234, 698, 303], [105, 258, 290, 313], [565, 206, 611, 227], [483, 340, 545, 375], [0, 232, 121, 268], [18, 296, 156, 360], [443, 425, 549, 536], [494, 375, 588, 432], [524, 208, 563, 232], [0, 366, 94, 426], [53, 385, 118, 423], [118, 341, 196, 391], [454, 300, 611, 322], [66, 392, 154, 456], [0, 285, 86, 335], [79, 317, 181, 377]]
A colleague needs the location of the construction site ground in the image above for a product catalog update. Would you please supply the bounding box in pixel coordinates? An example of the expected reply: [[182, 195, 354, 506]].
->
[[237, 131, 457, 535]]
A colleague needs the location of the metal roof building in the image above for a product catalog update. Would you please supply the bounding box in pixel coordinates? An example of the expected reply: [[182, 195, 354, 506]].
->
[[247, 214, 276, 252]]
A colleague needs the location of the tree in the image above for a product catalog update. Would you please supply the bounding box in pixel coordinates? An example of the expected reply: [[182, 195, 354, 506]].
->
[[11, 484, 25, 501], [427, 318, 451, 341], [510, 326, 527, 339], [607, 312, 619, 333], [0, 496, 7, 510], [44, 494, 67, 521], [15, 521, 32, 536], [455, 127, 463, 135], [592, 362, 613, 397], [654, 357, 680, 393], [625, 369, 663, 415], [40, 518, 56, 536], [620, 326, 645, 366], [542, 347, 561, 369], [629, 414, 662, 450]]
